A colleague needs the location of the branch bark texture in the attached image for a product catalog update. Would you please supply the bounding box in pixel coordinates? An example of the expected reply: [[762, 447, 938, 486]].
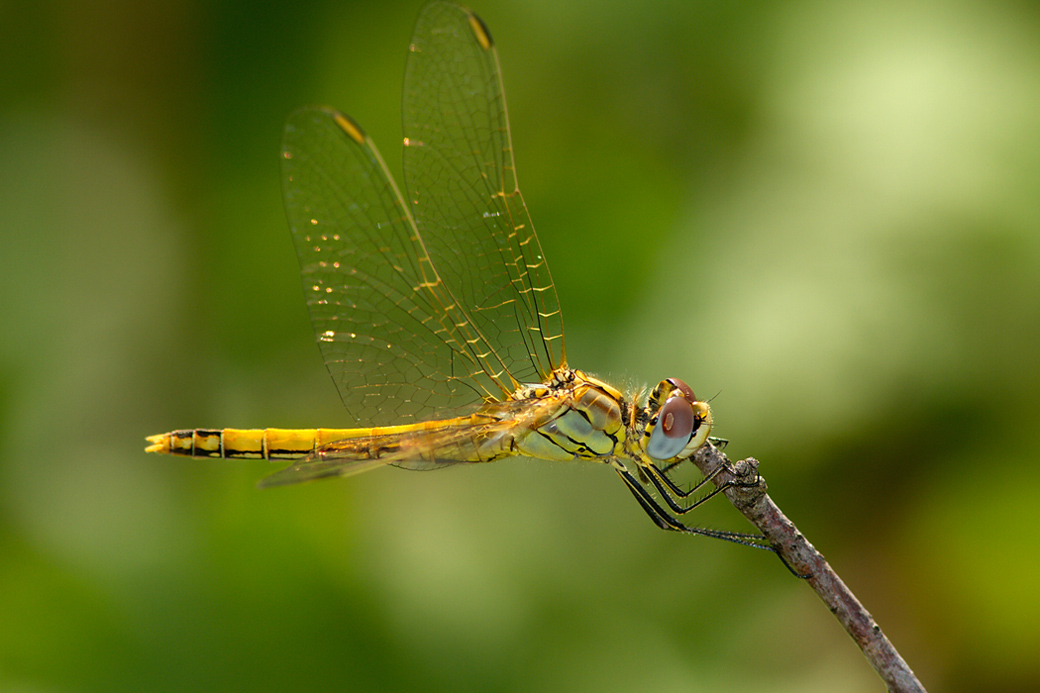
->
[[691, 444, 927, 693]]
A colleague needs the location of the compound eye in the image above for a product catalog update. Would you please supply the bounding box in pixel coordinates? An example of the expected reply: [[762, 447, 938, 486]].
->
[[666, 378, 696, 401], [646, 395, 695, 460]]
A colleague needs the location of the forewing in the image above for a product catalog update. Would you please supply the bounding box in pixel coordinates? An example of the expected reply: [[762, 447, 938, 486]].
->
[[402, 2, 567, 386]]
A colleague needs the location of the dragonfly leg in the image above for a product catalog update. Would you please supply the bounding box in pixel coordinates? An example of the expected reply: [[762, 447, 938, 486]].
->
[[707, 436, 729, 450], [613, 467, 774, 550], [640, 461, 761, 517], [615, 467, 812, 578]]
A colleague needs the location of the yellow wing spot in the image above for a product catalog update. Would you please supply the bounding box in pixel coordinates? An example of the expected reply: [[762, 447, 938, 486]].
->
[[468, 12, 493, 51], [333, 112, 366, 144]]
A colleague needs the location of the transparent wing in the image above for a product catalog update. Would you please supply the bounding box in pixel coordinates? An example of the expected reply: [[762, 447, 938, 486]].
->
[[283, 109, 507, 425], [258, 453, 397, 488], [281, 3, 566, 427], [402, 2, 566, 387]]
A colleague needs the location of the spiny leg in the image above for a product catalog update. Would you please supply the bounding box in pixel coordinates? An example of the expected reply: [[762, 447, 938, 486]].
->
[[614, 467, 775, 550], [642, 461, 761, 517], [615, 468, 812, 578], [707, 436, 729, 450]]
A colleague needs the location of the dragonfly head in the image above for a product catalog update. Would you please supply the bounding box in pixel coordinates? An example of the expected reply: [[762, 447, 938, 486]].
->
[[642, 378, 712, 462]]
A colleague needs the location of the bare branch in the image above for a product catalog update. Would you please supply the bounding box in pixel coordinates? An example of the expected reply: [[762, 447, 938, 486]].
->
[[691, 444, 927, 693]]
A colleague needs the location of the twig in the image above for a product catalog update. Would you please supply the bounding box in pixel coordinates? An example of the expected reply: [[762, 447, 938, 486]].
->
[[691, 443, 927, 693]]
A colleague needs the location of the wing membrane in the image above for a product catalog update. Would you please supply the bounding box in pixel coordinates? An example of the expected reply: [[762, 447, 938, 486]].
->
[[280, 2, 566, 427], [282, 109, 501, 425], [258, 396, 541, 486], [402, 2, 566, 386]]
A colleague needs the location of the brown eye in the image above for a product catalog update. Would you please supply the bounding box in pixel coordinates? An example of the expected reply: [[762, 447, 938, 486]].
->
[[660, 395, 694, 439], [666, 378, 696, 402], [646, 395, 696, 460]]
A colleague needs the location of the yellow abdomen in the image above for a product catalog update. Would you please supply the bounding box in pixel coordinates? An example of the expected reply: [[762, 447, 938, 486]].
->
[[147, 427, 372, 460]]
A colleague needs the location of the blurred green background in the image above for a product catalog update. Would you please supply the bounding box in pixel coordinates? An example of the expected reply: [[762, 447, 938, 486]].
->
[[2, 0, 1038, 690]]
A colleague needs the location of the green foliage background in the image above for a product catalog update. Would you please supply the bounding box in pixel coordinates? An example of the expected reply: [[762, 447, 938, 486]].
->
[[2, 0, 1039, 690]]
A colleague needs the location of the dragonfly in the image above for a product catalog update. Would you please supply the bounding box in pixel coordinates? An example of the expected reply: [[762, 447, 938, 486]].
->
[[147, 1, 773, 552]]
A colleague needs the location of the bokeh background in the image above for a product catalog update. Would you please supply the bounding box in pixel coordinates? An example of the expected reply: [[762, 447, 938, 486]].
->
[[2, 0, 1038, 691]]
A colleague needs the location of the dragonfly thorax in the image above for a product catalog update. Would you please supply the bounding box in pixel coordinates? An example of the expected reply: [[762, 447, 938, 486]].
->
[[510, 369, 629, 462]]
